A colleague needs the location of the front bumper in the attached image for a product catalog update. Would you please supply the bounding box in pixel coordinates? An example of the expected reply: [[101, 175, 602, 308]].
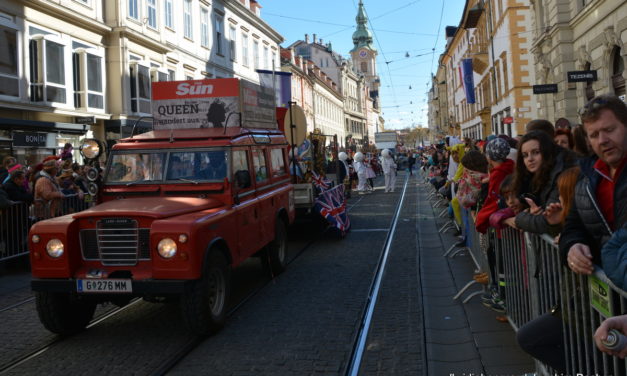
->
[[31, 278, 193, 294]]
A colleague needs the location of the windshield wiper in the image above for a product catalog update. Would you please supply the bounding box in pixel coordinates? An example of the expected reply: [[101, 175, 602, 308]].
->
[[177, 178, 199, 185]]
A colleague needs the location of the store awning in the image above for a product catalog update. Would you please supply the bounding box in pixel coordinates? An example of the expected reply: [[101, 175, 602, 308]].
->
[[0, 118, 89, 135]]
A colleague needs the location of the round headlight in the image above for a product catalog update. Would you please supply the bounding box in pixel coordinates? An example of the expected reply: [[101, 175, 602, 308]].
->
[[157, 238, 177, 259], [80, 139, 102, 160], [46, 239, 64, 258]]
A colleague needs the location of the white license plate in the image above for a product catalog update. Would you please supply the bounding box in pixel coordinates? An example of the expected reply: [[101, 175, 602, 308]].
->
[[77, 279, 132, 293]]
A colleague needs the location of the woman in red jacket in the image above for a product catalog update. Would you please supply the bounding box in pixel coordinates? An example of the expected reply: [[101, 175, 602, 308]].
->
[[475, 137, 515, 234]]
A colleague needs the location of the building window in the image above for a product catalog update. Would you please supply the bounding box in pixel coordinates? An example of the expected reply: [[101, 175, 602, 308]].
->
[[167, 68, 175, 81], [129, 61, 151, 114], [201, 8, 209, 48], [361, 61, 367, 73], [150, 66, 169, 83], [229, 26, 237, 61], [242, 33, 249, 66], [215, 15, 223, 55], [183, 0, 193, 39], [164, 0, 173, 29], [253, 40, 259, 70], [128, 0, 139, 20], [263, 46, 269, 69], [29, 36, 67, 104], [0, 25, 19, 98], [146, 0, 157, 29], [72, 48, 104, 109]]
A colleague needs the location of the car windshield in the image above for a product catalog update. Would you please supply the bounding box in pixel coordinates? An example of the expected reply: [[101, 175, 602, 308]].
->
[[166, 150, 227, 181], [106, 152, 165, 184], [105, 149, 228, 184]]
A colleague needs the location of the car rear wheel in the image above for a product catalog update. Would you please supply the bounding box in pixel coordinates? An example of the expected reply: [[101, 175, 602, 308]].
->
[[35, 291, 96, 335], [265, 218, 288, 276], [180, 251, 230, 335]]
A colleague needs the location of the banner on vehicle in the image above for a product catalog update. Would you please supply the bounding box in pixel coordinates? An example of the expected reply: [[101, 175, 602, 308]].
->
[[151, 78, 277, 130]]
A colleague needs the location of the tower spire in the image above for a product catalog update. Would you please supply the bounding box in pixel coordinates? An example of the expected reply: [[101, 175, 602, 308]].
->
[[351, 0, 375, 52]]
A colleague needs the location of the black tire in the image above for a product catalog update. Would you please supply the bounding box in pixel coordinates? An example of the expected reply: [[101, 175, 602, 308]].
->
[[35, 291, 96, 335], [265, 218, 288, 276], [180, 251, 230, 335]]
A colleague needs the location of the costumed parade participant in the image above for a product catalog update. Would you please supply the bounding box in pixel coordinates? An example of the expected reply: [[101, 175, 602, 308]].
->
[[381, 149, 397, 193], [353, 152, 370, 194], [338, 151, 352, 198]]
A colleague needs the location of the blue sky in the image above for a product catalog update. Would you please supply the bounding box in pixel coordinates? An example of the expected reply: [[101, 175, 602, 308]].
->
[[260, 0, 466, 130]]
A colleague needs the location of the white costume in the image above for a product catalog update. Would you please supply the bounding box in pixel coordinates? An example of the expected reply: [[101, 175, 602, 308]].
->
[[354, 152, 370, 193], [381, 149, 397, 193]]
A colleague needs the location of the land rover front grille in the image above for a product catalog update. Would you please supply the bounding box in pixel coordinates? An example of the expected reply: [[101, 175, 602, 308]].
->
[[80, 218, 150, 265]]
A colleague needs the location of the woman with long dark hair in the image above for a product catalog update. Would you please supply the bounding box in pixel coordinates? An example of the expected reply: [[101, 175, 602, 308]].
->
[[505, 130, 577, 235]]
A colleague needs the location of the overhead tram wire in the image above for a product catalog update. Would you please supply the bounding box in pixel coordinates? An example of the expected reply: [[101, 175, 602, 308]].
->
[[320, 0, 427, 40], [430, 0, 446, 74]]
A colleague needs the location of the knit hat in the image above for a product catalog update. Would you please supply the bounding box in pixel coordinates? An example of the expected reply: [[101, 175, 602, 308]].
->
[[486, 138, 510, 162], [42, 159, 58, 170]]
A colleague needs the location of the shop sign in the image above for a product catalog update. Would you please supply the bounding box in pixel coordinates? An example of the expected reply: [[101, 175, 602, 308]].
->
[[567, 70, 597, 83], [75, 116, 95, 124], [503, 116, 514, 124], [13, 132, 48, 147], [533, 84, 558, 94]]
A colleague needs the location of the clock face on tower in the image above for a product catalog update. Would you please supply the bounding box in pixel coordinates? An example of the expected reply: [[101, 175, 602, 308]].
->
[[359, 49, 368, 58]]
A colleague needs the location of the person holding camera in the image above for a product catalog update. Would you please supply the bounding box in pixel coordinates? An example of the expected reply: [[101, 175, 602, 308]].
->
[[503, 130, 577, 235]]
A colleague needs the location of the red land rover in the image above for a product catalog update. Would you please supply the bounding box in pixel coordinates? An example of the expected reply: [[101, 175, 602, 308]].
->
[[29, 125, 295, 335]]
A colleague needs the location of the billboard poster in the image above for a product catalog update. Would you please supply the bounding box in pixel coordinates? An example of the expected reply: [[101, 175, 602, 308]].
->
[[151, 78, 276, 130], [240, 79, 277, 129]]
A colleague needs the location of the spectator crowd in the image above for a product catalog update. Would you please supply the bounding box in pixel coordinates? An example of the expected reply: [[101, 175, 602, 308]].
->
[[417, 94, 627, 370]]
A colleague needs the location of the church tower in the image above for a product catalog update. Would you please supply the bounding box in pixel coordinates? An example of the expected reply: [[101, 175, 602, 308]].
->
[[350, 0, 379, 102]]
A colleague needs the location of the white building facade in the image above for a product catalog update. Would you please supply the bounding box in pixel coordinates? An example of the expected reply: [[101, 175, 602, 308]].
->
[[0, 0, 283, 165]]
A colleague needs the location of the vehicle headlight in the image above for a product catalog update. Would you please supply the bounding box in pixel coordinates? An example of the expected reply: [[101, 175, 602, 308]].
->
[[46, 239, 64, 258], [80, 139, 102, 160], [157, 238, 177, 259]]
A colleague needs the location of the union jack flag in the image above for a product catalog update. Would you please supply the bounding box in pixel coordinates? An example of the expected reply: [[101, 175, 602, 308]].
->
[[314, 184, 351, 235], [311, 171, 332, 192]]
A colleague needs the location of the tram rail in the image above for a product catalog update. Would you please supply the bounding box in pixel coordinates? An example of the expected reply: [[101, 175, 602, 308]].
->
[[344, 175, 409, 376], [0, 298, 141, 374]]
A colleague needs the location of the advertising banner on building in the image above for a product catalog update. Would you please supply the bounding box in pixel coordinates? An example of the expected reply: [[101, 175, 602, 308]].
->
[[151, 78, 276, 130]]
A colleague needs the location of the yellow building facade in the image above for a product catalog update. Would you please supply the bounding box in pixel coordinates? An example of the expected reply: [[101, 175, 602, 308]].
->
[[434, 0, 536, 139]]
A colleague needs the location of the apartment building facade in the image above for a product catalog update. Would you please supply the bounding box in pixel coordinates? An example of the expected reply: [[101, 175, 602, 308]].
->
[[530, 0, 626, 124], [436, 0, 535, 141], [0, 0, 282, 164]]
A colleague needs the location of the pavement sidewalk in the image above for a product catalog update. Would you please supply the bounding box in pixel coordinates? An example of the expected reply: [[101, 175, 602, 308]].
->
[[415, 175, 536, 375]]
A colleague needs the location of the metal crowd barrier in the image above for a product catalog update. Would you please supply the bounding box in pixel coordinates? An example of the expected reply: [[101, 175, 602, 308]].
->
[[478, 226, 626, 376], [417, 176, 627, 376], [0, 201, 31, 261], [0, 194, 94, 262], [449, 208, 489, 304]]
